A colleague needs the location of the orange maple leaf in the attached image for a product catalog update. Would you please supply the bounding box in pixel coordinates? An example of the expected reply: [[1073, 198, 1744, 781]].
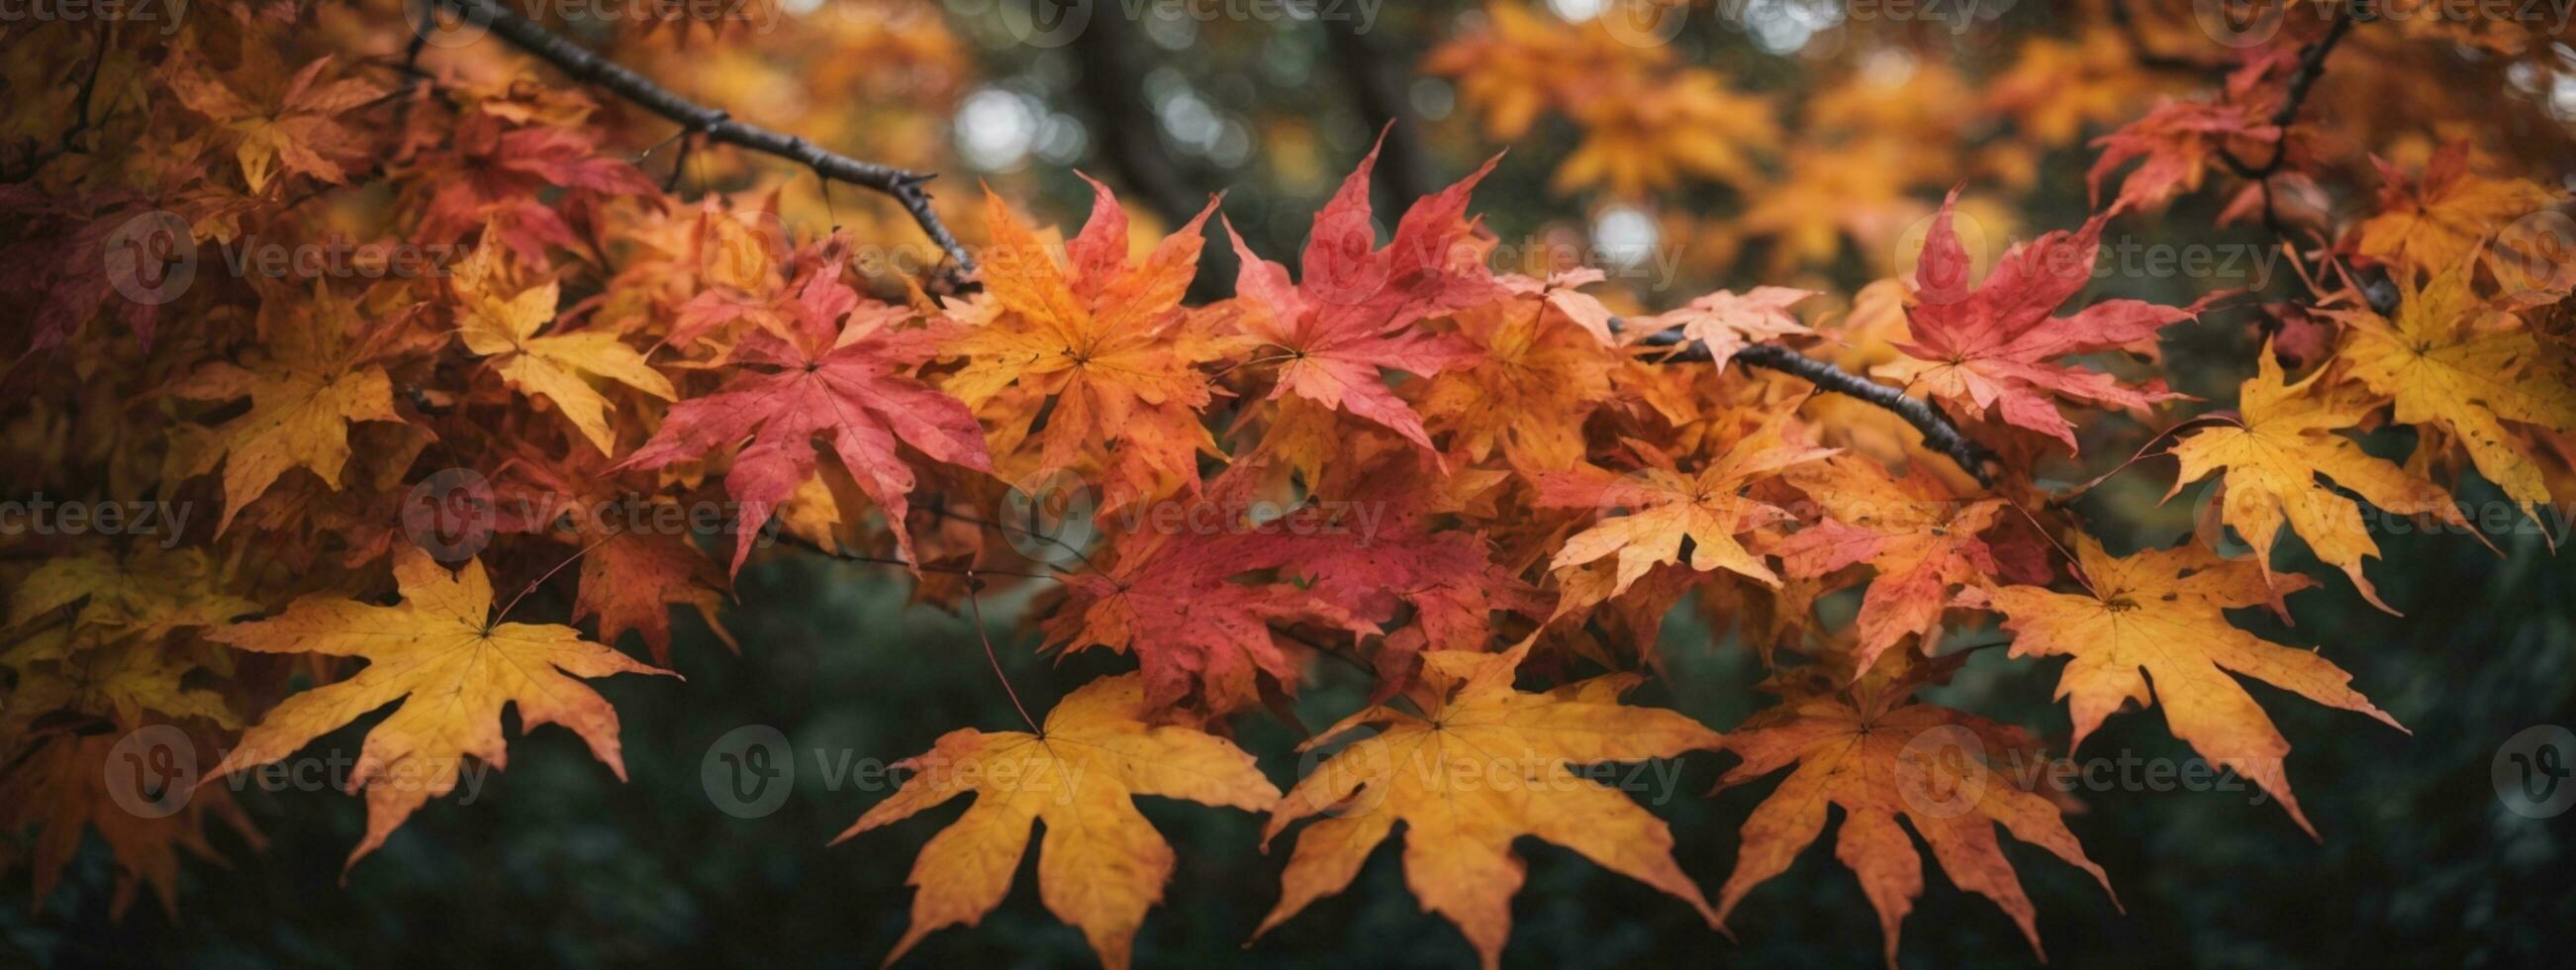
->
[[167, 50, 386, 193], [1537, 424, 1836, 595], [943, 181, 1231, 512], [1712, 655, 2112, 966], [1770, 453, 2007, 673]]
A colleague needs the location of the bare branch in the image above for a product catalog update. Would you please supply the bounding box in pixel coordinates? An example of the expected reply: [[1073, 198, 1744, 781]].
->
[[432, 0, 976, 282], [1631, 326, 1999, 487], [2213, 1, 2362, 183]]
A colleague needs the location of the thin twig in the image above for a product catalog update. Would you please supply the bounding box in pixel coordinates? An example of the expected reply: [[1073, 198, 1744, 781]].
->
[[963, 569, 1040, 731], [2213, 2, 2360, 183], [1628, 325, 1999, 486], [431, 0, 976, 283]]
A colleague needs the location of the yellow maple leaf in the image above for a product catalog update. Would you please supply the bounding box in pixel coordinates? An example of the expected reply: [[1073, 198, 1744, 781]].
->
[[1712, 655, 2112, 967], [1555, 68, 1778, 199], [172, 283, 402, 533], [7, 546, 257, 652], [201, 545, 673, 868], [2169, 348, 2474, 612], [1255, 644, 1720, 970], [833, 673, 1279, 970], [2354, 143, 2566, 273], [2339, 259, 2576, 517], [1987, 537, 2405, 836], [457, 275, 677, 454]]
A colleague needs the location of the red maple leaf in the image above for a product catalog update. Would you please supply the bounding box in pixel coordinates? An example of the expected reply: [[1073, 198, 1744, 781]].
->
[[1044, 520, 1378, 717], [619, 249, 991, 573], [1877, 191, 2208, 451], [1223, 137, 1504, 452]]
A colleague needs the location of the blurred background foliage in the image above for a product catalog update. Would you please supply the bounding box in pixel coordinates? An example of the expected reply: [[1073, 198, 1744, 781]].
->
[[9, 0, 2576, 966]]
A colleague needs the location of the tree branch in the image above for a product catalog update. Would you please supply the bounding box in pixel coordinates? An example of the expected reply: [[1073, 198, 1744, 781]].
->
[[432, 0, 976, 282], [1631, 326, 1999, 487], [2213, 1, 2360, 183]]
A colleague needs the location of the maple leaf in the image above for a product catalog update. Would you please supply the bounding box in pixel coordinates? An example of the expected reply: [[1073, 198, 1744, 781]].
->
[[170, 283, 403, 533], [1043, 526, 1377, 716], [620, 271, 993, 574], [1419, 2, 1659, 143], [1537, 425, 1836, 596], [2337, 260, 2576, 517], [405, 112, 658, 265], [1556, 68, 1778, 198], [1224, 140, 1500, 453], [1638, 285, 1817, 369], [1, 729, 260, 919], [2085, 97, 2273, 211], [943, 182, 1229, 511], [168, 50, 387, 192], [1711, 655, 2112, 966], [1770, 453, 2006, 673], [832, 673, 1280, 970], [2168, 347, 2473, 611], [1417, 295, 1620, 470], [1496, 268, 1620, 346], [454, 249, 677, 454], [1985, 28, 2163, 146], [1987, 537, 2405, 835], [2353, 142, 2567, 273], [201, 546, 673, 867], [1271, 454, 1544, 689], [7, 547, 257, 653], [494, 445, 734, 665], [1876, 191, 2204, 451], [1256, 645, 1722, 970]]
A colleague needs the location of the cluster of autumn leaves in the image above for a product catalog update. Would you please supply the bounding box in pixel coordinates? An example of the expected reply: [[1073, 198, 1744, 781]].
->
[[6, 1, 2576, 968]]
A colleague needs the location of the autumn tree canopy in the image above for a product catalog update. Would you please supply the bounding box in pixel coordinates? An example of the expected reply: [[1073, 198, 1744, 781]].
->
[[5, 0, 2574, 966]]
